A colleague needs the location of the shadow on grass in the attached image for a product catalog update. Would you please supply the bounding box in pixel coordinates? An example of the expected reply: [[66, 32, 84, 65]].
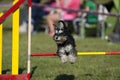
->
[[30, 66, 37, 78], [19, 68, 26, 74], [55, 74, 75, 80], [2, 68, 26, 74], [3, 28, 12, 31], [18, 66, 37, 75], [2, 69, 10, 74]]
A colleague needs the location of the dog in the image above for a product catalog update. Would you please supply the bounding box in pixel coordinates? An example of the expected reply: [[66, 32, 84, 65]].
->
[[53, 20, 77, 64]]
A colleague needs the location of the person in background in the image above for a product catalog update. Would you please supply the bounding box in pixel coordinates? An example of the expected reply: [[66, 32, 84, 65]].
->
[[46, 0, 80, 36], [20, 0, 54, 34], [31, 0, 51, 34], [85, 0, 98, 23], [73, 0, 97, 37], [73, 1, 85, 37]]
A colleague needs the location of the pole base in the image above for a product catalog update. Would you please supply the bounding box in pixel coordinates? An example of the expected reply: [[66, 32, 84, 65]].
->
[[0, 73, 30, 80]]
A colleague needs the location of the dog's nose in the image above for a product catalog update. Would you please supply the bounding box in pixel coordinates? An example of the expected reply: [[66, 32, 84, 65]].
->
[[55, 36, 58, 40]]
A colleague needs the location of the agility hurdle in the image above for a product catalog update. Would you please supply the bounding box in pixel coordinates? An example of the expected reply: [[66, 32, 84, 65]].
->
[[0, 13, 3, 74], [31, 52, 120, 56], [0, 0, 30, 80]]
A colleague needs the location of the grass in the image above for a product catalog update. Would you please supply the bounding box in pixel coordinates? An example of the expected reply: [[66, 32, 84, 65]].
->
[[1, 1, 120, 80], [2, 31, 120, 80]]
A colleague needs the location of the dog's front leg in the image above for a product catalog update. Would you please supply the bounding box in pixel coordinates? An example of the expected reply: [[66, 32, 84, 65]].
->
[[60, 53, 67, 63], [65, 44, 77, 64], [68, 48, 77, 64], [57, 47, 67, 63]]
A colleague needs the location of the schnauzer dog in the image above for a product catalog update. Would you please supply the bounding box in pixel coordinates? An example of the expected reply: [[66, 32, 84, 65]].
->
[[53, 20, 77, 64]]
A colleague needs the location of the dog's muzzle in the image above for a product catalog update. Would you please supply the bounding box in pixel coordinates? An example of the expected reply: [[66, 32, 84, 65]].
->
[[54, 36, 67, 44]]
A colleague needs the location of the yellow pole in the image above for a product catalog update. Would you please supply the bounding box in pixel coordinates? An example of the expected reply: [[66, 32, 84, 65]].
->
[[77, 52, 106, 55], [12, 0, 19, 74], [0, 13, 3, 74]]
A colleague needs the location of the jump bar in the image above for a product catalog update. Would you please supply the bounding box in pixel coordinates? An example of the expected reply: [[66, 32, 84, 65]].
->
[[31, 52, 120, 56]]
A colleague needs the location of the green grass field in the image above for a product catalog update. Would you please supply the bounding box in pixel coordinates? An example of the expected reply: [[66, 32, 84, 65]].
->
[[0, 0, 120, 80], [2, 31, 120, 80]]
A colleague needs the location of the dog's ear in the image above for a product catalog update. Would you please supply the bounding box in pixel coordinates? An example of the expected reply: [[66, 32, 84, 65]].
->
[[58, 20, 66, 29], [58, 20, 70, 34]]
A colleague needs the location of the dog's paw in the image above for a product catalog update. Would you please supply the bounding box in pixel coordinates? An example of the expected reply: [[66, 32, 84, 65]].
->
[[60, 55, 67, 63], [68, 55, 76, 64]]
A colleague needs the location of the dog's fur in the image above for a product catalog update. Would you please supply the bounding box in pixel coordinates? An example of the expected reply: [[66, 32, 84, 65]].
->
[[53, 20, 77, 64]]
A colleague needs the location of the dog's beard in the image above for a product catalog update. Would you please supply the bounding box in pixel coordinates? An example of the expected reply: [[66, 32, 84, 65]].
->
[[54, 36, 67, 44]]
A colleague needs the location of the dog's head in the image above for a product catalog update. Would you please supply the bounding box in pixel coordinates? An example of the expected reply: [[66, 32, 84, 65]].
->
[[53, 20, 69, 44]]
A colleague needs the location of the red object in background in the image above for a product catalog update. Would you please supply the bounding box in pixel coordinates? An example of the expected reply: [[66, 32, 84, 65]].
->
[[28, 0, 32, 7]]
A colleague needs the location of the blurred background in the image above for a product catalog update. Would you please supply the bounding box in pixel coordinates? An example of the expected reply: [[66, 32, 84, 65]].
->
[[0, 0, 120, 80]]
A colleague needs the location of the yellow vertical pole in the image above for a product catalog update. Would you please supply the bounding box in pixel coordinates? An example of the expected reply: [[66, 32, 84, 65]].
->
[[0, 13, 3, 74], [12, 0, 19, 74]]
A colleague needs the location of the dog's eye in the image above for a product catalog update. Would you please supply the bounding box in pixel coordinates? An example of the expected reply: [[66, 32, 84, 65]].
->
[[55, 30, 58, 33], [59, 30, 63, 33]]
